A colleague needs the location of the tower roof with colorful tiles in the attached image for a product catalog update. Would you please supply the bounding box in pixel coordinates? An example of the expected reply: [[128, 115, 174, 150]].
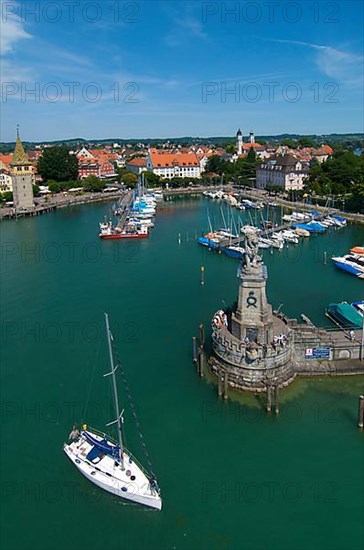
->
[[10, 132, 33, 167]]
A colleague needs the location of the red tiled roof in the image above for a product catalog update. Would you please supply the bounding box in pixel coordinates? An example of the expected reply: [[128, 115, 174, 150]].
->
[[0, 153, 14, 166], [127, 157, 147, 167], [242, 142, 262, 150], [149, 149, 199, 168]]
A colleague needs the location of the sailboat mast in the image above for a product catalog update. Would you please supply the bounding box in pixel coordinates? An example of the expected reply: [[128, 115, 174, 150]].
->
[[104, 313, 124, 468]]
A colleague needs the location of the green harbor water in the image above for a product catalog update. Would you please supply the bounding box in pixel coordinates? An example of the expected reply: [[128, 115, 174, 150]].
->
[[1, 197, 364, 550]]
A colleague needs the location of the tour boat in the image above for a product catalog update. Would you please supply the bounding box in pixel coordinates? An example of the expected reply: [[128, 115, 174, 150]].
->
[[64, 314, 162, 510], [99, 221, 149, 239], [331, 253, 364, 278]]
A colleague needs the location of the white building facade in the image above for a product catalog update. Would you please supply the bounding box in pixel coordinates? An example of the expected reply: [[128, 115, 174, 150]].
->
[[256, 155, 309, 191], [147, 149, 201, 179]]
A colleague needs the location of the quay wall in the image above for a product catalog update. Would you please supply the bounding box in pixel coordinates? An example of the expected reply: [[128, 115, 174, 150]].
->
[[210, 318, 364, 392], [0, 192, 124, 220]]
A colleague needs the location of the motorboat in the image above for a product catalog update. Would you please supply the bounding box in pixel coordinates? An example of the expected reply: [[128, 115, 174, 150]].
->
[[331, 253, 364, 278], [326, 302, 363, 329], [223, 245, 245, 260], [294, 227, 310, 237]]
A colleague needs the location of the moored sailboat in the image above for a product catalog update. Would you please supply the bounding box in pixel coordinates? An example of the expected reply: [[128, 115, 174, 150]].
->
[[64, 314, 162, 510]]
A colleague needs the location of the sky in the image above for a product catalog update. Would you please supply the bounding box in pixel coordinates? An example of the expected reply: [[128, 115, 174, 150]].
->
[[1, 0, 363, 141]]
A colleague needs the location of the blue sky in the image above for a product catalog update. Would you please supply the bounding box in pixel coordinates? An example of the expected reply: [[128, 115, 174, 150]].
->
[[1, 0, 363, 141]]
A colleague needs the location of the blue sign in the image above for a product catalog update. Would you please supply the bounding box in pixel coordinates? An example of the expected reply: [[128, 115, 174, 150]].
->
[[305, 347, 331, 359]]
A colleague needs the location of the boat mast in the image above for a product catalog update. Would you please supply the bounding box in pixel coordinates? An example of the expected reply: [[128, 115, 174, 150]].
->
[[104, 313, 125, 469]]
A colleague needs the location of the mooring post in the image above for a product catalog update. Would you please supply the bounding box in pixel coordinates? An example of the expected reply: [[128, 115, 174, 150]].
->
[[324, 251, 327, 265], [274, 385, 279, 415], [223, 372, 228, 400], [217, 370, 223, 398], [266, 386, 272, 413], [200, 266, 205, 285], [198, 350, 204, 378], [199, 323, 205, 348], [192, 336, 197, 363], [358, 395, 364, 429]]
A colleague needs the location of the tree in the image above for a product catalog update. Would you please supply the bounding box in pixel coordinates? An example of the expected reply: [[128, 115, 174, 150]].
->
[[48, 181, 61, 193], [346, 182, 364, 213], [122, 172, 138, 186], [144, 171, 160, 188], [206, 155, 224, 174], [225, 143, 236, 154], [82, 175, 105, 192], [0, 191, 13, 203], [298, 136, 314, 148], [282, 139, 297, 148], [33, 184, 40, 197], [37, 146, 78, 182]]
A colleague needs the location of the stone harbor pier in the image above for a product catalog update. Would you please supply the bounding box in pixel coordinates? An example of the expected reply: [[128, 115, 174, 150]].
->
[[203, 227, 364, 395]]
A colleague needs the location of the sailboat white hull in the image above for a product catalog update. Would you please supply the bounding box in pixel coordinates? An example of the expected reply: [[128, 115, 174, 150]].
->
[[64, 431, 162, 511]]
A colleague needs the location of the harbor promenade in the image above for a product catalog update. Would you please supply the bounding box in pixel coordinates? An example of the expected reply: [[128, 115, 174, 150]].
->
[[0, 190, 125, 220]]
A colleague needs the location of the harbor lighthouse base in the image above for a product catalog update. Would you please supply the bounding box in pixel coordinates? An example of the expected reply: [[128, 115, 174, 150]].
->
[[210, 227, 296, 392], [208, 227, 364, 394]]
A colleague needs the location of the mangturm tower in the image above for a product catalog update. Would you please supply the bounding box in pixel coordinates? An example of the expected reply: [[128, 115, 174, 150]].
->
[[10, 128, 34, 211], [209, 227, 296, 392]]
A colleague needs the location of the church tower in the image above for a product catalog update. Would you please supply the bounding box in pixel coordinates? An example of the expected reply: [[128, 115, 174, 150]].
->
[[236, 128, 243, 155], [10, 128, 34, 210], [249, 131, 255, 144]]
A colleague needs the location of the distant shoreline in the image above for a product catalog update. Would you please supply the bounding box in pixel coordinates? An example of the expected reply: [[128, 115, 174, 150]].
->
[[1, 186, 363, 224]]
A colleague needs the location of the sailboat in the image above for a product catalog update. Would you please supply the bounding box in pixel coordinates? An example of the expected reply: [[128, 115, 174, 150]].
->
[[64, 313, 162, 510]]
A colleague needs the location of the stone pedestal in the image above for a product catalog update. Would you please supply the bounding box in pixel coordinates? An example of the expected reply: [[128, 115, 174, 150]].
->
[[231, 264, 273, 345]]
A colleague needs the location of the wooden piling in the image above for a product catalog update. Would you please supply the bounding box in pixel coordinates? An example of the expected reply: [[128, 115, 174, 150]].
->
[[274, 385, 279, 415], [217, 370, 223, 398], [200, 266, 205, 285], [198, 350, 204, 378], [192, 337, 197, 363], [266, 386, 272, 413], [223, 372, 228, 400], [199, 323, 205, 348], [358, 395, 364, 429]]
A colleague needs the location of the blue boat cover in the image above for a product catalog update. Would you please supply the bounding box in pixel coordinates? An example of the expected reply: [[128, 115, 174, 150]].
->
[[83, 431, 120, 459]]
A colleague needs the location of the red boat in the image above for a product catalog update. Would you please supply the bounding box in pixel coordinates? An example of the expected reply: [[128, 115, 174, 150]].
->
[[99, 221, 149, 240]]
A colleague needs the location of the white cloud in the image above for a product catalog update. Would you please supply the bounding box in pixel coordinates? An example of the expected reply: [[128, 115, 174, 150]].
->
[[265, 39, 363, 83], [165, 10, 207, 47], [0, 2, 32, 55]]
